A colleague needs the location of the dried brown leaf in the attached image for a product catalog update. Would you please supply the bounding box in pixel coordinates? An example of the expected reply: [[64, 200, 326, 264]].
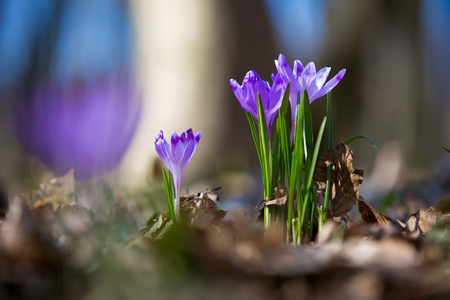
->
[[358, 199, 393, 226], [314, 142, 364, 217], [357, 199, 406, 238], [32, 169, 75, 211], [263, 197, 288, 207], [406, 207, 450, 236], [256, 186, 289, 210], [180, 188, 227, 229]]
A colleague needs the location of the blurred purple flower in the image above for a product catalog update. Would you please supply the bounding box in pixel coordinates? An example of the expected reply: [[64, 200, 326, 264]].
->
[[274, 54, 346, 130], [9, 75, 141, 179], [155, 128, 201, 219], [230, 70, 286, 137]]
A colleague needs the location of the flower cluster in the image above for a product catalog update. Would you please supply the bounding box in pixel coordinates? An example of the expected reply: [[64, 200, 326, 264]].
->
[[154, 54, 345, 225], [230, 54, 346, 136], [155, 128, 201, 220], [229, 54, 346, 231]]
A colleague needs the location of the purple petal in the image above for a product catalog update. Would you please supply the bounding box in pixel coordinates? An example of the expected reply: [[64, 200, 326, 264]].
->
[[170, 131, 184, 165], [194, 131, 202, 143], [301, 62, 317, 99], [170, 131, 180, 145], [302, 62, 316, 85], [230, 79, 244, 104], [179, 139, 197, 172], [293, 60, 304, 78], [231, 78, 256, 118], [155, 135, 172, 170], [314, 67, 331, 92], [180, 128, 193, 143], [271, 73, 277, 83], [313, 68, 346, 100], [275, 54, 295, 82], [155, 130, 164, 143], [265, 73, 286, 135], [243, 70, 261, 85], [269, 73, 285, 111], [230, 79, 241, 95]]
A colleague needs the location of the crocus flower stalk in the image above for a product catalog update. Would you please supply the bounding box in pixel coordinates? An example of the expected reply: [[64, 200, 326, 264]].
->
[[274, 54, 346, 133], [155, 129, 201, 220], [230, 70, 287, 139]]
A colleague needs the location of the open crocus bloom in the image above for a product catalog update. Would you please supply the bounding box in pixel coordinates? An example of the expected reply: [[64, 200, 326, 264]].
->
[[274, 54, 346, 132], [155, 129, 201, 219], [300, 61, 346, 101], [230, 70, 287, 138]]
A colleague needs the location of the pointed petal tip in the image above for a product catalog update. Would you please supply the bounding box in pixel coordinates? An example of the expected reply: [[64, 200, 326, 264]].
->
[[155, 130, 164, 142], [171, 131, 180, 145], [337, 69, 346, 80], [230, 79, 240, 90], [293, 60, 304, 77], [272, 72, 286, 86], [195, 131, 202, 143], [245, 70, 261, 80], [271, 73, 276, 82], [305, 61, 316, 73]]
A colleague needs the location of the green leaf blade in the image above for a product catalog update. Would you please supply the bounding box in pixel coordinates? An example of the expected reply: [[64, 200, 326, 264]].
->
[[345, 134, 380, 151], [162, 167, 176, 222]]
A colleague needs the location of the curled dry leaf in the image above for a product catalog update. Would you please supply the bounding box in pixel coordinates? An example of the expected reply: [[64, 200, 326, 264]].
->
[[255, 186, 288, 222], [314, 142, 364, 217], [256, 185, 288, 210], [358, 199, 394, 226], [358, 199, 405, 233], [145, 188, 226, 239], [181, 187, 227, 229], [406, 207, 450, 236]]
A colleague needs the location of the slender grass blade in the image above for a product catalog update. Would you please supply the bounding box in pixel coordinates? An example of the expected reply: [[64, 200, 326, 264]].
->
[[345, 134, 380, 151], [162, 167, 176, 222]]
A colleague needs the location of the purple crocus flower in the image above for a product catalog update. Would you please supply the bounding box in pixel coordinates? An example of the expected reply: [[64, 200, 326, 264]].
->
[[155, 128, 201, 219], [8, 75, 141, 179], [230, 70, 287, 138], [274, 54, 346, 131]]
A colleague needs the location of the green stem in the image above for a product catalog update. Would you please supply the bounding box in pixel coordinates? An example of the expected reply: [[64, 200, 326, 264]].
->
[[288, 93, 304, 242], [162, 167, 176, 222], [323, 92, 333, 222], [256, 95, 272, 228], [300, 116, 327, 240]]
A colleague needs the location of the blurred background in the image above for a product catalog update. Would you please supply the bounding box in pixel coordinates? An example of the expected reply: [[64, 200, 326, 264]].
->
[[0, 0, 449, 210]]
